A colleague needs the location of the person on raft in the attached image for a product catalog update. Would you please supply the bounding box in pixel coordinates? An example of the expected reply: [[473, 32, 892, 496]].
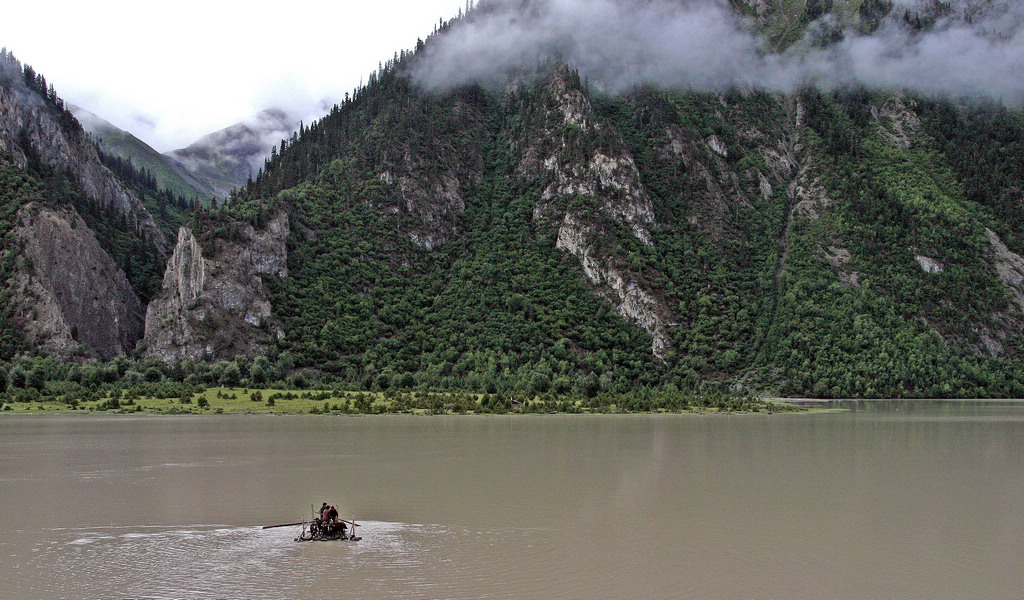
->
[[318, 503, 347, 534]]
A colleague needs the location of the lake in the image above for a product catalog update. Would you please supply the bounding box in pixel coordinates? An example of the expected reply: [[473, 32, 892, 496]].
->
[[2, 402, 1022, 599]]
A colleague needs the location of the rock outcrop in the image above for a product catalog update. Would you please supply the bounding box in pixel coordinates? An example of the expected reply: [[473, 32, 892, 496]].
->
[[986, 228, 1024, 311], [555, 213, 671, 357], [8, 204, 144, 359], [377, 163, 470, 250], [142, 210, 289, 361], [517, 66, 671, 358], [873, 95, 921, 150]]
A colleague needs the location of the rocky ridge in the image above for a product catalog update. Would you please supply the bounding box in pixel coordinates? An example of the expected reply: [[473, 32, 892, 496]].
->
[[518, 67, 671, 358], [373, 95, 486, 249]]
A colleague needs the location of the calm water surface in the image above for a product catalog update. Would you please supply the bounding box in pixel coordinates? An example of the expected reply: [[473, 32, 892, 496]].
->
[[1, 402, 1022, 599]]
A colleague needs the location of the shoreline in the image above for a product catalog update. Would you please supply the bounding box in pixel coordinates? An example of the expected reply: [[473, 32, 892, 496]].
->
[[7, 390, 1016, 417], [0, 386, 803, 416], [0, 403, 813, 416]]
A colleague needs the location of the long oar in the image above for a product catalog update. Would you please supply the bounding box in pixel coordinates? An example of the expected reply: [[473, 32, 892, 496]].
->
[[262, 521, 306, 529], [263, 519, 359, 529]]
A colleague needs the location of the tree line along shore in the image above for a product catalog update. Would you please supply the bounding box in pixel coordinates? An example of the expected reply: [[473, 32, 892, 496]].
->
[[1, 385, 800, 415]]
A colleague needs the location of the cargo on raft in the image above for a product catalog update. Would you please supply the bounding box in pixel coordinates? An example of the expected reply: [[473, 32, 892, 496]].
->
[[294, 517, 360, 542], [263, 505, 362, 542]]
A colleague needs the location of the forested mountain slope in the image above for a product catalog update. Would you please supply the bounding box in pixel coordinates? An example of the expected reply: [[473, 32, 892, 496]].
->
[[70, 105, 216, 202], [143, 44, 1024, 397]]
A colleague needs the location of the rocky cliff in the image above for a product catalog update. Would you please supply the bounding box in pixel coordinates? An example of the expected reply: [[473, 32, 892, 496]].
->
[[371, 94, 486, 249], [142, 210, 289, 361], [0, 54, 175, 360], [8, 204, 144, 359]]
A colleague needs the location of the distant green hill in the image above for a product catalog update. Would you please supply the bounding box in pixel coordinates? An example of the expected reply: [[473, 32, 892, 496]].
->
[[70, 105, 216, 202]]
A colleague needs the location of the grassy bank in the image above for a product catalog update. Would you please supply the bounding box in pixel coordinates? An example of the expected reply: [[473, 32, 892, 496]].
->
[[0, 387, 802, 415]]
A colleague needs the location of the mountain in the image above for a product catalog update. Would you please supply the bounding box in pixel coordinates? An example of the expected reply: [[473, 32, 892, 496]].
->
[[139, 13, 1024, 399], [6, 0, 1024, 399], [70, 104, 216, 201], [164, 109, 299, 199], [732, 0, 1014, 49], [74, 103, 298, 203], [0, 50, 173, 359]]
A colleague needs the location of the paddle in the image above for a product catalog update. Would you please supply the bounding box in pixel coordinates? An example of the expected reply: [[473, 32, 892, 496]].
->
[[262, 521, 306, 529], [263, 518, 359, 529]]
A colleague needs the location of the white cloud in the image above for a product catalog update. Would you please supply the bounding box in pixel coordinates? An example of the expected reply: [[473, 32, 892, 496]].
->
[[5, 0, 1023, 153], [415, 0, 1024, 104], [0, 0, 467, 151]]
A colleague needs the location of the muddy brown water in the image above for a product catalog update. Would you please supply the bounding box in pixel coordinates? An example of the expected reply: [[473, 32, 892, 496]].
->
[[2, 403, 1022, 599]]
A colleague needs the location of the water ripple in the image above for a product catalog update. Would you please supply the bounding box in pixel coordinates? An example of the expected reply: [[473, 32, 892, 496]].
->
[[9, 521, 562, 600]]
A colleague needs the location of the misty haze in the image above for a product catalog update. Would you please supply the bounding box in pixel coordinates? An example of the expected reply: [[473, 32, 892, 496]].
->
[[416, 0, 1024, 102]]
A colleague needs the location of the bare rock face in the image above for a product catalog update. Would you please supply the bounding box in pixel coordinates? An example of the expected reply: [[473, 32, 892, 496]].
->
[[517, 66, 671, 358], [523, 67, 656, 243], [371, 96, 485, 250], [653, 93, 833, 244], [8, 204, 144, 359], [142, 210, 289, 362], [377, 165, 470, 250], [0, 77, 168, 255], [659, 120, 736, 237], [872, 95, 921, 150], [555, 213, 671, 357], [915, 254, 945, 274], [986, 228, 1024, 310]]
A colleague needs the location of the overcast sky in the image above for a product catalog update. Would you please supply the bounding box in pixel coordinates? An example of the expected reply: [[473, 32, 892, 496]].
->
[[0, 0, 466, 151]]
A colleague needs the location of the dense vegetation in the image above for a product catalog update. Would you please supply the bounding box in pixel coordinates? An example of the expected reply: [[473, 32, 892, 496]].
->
[[93, 142, 199, 237], [232, 70, 662, 396], [0, 356, 784, 415], [4, 15, 1024, 402], [0, 166, 41, 358], [210, 53, 1024, 399]]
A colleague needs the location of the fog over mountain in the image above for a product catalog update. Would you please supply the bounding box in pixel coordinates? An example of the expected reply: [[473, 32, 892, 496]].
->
[[414, 0, 1024, 102], [165, 109, 302, 197]]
